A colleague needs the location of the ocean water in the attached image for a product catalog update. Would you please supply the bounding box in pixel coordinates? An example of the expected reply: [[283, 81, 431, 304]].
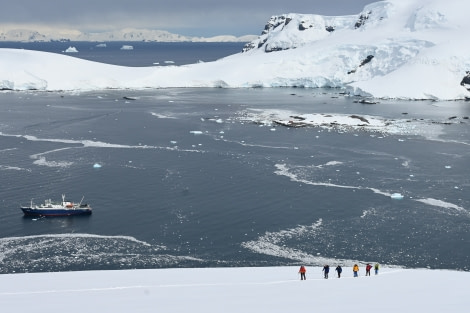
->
[[0, 43, 469, 273], [0, 41, 245, 66]]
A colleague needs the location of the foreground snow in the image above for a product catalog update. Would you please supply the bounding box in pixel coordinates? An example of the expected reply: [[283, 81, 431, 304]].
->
[[1, 0, 469, 100], [0, 267, 468, 313]]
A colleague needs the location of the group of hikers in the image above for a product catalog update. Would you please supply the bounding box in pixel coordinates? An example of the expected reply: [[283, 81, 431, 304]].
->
[[298, 263, 379, 280]]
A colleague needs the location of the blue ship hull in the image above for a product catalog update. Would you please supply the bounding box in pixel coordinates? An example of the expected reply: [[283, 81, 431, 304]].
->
[[21, 207, 92, 217]]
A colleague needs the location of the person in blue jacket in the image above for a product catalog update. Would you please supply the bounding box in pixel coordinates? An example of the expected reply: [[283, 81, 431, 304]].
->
[[335, 265, 342, 278], [322, 265, 330, 279]]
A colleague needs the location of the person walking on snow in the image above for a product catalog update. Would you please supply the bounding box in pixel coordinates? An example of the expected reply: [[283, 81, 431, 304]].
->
[[366, 263, 372, 276], [374, 263, 379, 275], [299, 265, 307, 280], [322, 265, 330, 279], [353, 264, 359, 277], [335, 265, 342, 278]]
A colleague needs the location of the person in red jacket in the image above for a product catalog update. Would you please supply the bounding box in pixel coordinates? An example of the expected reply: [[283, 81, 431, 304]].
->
[[299, 265, 307, 280], [366, 263, 372, 276]]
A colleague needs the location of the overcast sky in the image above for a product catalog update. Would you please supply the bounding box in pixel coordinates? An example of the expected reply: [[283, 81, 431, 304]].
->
[[1, 0, 375, 36]]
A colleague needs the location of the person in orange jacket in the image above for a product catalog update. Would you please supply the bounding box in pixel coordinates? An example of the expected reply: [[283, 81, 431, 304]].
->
[[299, 265, 307, 280], [353, 264, 359, 277]]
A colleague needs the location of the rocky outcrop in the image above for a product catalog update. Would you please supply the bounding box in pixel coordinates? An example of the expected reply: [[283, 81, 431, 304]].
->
[[242, 3, 389, 53], [355, 12, 372, 29], [461, 71, 470, 90], [348, 55, 375, 74]]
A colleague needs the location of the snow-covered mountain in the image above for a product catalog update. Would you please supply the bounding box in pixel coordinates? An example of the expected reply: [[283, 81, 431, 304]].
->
[[240, 0, 470, 99], [0, 27, 256, 42], [0, 0, 469, 100]]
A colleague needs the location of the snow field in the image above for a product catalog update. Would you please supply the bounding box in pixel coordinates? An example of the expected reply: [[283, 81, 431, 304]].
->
[[0, 266, 468, 313]]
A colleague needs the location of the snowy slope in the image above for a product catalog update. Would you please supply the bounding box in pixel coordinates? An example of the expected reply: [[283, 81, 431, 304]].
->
[[1, 0, 469, 100], [0, 267, 468, 313]]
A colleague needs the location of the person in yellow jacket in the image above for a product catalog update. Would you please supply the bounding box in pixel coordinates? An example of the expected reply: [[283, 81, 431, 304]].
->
[[353, 264, 359, 277]]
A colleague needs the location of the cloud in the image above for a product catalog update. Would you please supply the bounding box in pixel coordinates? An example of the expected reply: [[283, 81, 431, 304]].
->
[[1, 0, 374, 36]]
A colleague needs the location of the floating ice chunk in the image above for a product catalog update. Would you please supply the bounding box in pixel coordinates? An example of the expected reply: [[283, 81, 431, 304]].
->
[[34, 157, 72, 168], [270, 128, 276, 131], [170, 141, 177, 144], [120, 45, 134, 50], [95, 43, 106, 48], [390, 193, 404, 199], [190, 131, 203, 135], [64, 46, 78, 53], [445, 165, 452, 169], [93, 163, 102, 169]]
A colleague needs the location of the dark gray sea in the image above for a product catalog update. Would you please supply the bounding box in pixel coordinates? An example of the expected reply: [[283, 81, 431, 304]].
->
[[0, 42, 469, 273]]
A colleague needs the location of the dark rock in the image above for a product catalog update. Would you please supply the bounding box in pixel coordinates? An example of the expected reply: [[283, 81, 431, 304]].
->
[[348, 55, 374, 74], [350, 115, 370, 123], [353, 99, 377, 104], [242, 41, 256, 52], [355, 12, 371, 29], [265, 45, 286, 53], [257, 38, 267, 49], [460, 71, 470, 90], [290, 115, 306, 120], [325, 26, 335, 32], [360, 55, 374, 67]]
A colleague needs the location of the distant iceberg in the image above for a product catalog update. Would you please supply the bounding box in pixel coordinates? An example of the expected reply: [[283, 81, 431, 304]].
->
[[390, 193, 404, 200], [120, 45, 134, 50], [95, 43, 107, 48], [64, 46, 78, 53]]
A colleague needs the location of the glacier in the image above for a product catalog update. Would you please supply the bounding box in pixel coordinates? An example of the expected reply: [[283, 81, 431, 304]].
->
[[1, 0, 469, 100]]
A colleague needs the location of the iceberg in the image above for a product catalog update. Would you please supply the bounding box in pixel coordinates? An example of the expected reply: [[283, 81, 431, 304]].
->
[[390, 193, 404, 200], [120, 45, 134, 50], [64, 46, 78, 53]]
